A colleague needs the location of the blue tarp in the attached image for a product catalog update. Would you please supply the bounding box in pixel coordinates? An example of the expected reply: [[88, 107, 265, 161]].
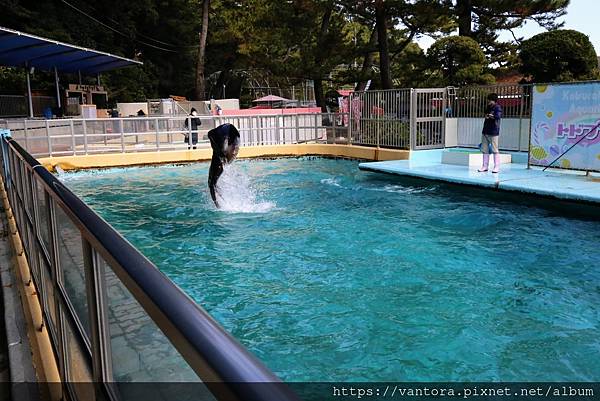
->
[[0, 26, 142, 74]]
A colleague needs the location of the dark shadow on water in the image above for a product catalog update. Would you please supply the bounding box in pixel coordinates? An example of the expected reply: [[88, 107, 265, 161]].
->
[[360, 172, 600, 221]]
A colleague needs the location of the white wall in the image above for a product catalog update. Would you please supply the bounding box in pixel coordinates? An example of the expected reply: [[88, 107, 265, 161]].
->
[[117, 102, 148, 117], [202, 99, 240, 111], [445, 118, 458, 147], [457, 118, 530, 151]]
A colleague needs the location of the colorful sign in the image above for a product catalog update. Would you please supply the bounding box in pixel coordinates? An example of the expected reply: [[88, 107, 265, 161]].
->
[[530, 83, 600, 171]]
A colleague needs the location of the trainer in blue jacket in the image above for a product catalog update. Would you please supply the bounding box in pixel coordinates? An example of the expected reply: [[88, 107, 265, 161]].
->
[[478, 93, 503, 173]]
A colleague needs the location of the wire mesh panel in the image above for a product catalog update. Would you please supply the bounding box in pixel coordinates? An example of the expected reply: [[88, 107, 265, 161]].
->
[[0, 95, 28, 117], [350, 89, 412, 149], [452, 84, 532, 151], [411, 88, 447, 150]]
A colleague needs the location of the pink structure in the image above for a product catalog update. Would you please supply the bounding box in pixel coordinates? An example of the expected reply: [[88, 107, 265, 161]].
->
[[221, 107, 321, 116]]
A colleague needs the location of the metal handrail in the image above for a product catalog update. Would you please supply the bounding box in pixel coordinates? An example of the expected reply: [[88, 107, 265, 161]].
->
[[1, 134, 300, 401]]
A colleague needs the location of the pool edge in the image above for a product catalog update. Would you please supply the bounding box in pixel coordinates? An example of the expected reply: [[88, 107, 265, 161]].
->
[[38, 144, 409, 172]]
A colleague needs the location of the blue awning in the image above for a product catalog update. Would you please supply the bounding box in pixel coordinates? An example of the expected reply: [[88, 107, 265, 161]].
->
[[0, 26, 142, 74]]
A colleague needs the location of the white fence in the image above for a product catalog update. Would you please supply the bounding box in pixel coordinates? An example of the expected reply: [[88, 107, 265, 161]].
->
[[4, 113, 349, 158], [2, 84, 535, 156]]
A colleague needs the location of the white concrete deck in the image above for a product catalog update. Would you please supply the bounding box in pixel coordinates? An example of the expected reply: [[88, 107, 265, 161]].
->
[[359, 149, 600, 204]]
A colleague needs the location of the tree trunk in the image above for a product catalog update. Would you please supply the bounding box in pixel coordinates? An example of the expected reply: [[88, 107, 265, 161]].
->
[[195, 0, 210, 100], [314, 79, 326, 112], [457, 0, 473, 37], [375, 0, 392, 89], [355, 28, 377, 92], [314, 4, 333, 112]]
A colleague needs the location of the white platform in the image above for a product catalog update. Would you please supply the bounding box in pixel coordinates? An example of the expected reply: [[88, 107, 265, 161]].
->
[[442, 151, 511, 166]]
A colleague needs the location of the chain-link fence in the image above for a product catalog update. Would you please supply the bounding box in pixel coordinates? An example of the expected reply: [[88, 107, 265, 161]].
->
[[0, 95, 57, 118]]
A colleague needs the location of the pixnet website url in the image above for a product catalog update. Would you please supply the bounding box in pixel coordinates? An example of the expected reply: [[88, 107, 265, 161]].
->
[[331, 385, 595, 399]]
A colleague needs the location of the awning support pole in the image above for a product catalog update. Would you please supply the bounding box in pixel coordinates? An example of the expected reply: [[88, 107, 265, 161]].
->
[[54, 67, 61, 108], [78, 70, 82, 84], [25, 62, 33, 118], [97, 73, 101, 86]]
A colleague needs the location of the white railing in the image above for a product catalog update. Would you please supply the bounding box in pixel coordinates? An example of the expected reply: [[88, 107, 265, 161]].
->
[[4, 113, 350, 158]]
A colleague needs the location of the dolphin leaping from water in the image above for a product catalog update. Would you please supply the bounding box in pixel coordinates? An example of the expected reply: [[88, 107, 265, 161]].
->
[[208, 123, 240, 207]]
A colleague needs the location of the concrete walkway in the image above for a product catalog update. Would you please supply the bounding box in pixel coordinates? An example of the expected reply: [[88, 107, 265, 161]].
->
[[0, 202, 39, 401], [359, 151, 600, 204]]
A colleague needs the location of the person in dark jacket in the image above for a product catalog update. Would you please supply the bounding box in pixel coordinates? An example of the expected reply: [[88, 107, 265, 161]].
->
[[184, 108, 201, 149], [207, 123, 240, 207], [478, 93, 503, 173]]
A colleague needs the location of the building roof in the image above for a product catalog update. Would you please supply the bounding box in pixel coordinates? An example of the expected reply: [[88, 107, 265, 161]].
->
[[0, 26, 142, 74], [253, 95, 290, 102]]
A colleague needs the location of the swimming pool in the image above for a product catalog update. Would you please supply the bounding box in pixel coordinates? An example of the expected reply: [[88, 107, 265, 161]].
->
[[61, 157, 600, 382]]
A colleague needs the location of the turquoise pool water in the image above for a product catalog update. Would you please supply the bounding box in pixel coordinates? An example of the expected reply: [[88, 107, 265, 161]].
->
[[61, 158, 600, 382]]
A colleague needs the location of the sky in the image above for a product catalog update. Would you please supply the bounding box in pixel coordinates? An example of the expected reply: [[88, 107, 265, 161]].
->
[[416, 0, 600, 52]]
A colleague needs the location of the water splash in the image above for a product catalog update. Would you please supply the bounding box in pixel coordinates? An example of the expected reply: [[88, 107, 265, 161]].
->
[[373, 184, 437, 194], [320, 177, 342, 187], [214, 163, 275, 213], [321, 176, 435, 194]]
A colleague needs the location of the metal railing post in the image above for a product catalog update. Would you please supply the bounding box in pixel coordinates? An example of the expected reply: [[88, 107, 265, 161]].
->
[[83, 239, 103, 383], [155, 118, 160, 151], [442, 88, 447, 148], [276, 115, 281, 144], [46, 196, 64, 378], [46, 120, 52, 157], [0, 134, 10, 187], [188, 116, 192, 148], [82, 242, 115, 391], [120, 119, 125, 153], [518, 85, 525, 152], [348, 93, 353, 145], [83, 119, 88, 155], [295, 114, 300, 144], [70, 120, 76, 155], [23, 119, 29, 152], [376, 92, 381, 148], [102, 120, 107, 146], [410, 89, 416, 150]]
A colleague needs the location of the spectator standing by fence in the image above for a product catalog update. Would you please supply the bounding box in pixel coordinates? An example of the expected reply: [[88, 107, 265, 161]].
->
[[185, 108, 201, 149]]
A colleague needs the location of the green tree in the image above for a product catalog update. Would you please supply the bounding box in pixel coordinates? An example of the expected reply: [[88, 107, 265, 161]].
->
[[427, 36, 494, 86], [390, 42, 427, 88], [519, 29, 599, 83], [236, 0, 352, 111], [0, 0, 199, 101], [454, 0, 569, 65], [339, 0, 454, 89], [0, 67, 26, 94]]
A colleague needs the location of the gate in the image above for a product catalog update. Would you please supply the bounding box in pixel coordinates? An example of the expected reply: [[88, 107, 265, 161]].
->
[[410, 88, 446, 149], [349, 89, 412, 149]]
